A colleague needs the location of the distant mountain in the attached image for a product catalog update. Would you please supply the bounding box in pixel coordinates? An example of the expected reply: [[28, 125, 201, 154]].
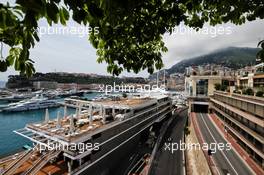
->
[[167, 47, 260, 74]]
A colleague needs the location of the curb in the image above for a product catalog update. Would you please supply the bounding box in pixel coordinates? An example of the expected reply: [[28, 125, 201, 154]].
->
[[190, 112, 215, 175]]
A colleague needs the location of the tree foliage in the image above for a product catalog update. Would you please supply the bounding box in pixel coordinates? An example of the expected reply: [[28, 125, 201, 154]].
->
[[214, 83, 228, 91], [257, 40, 264, 62], [6, 72, 147, 88], [242, 88, 254, 96], [214, 83, 221, 91], [256, 91, 263, 97], [0, 0, 264, 76]]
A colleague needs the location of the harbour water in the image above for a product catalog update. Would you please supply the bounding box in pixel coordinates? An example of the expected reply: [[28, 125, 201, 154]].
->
[[0, 92, 99, 157]]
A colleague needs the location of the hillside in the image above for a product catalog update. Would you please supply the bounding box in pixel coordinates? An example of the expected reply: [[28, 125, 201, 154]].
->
[[6, 73, 147, 89], [167, 47, 259, 74]]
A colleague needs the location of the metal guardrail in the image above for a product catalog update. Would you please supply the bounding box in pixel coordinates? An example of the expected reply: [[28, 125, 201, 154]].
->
[[127, 154, 150, 175], [232, 93, 264, 103], [25, 150, 61, 175], [215, 90, 264, 103], [2, 149, 36, 175]]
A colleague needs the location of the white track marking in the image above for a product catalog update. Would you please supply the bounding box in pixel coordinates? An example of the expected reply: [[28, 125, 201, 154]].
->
[[200, 113, 238, 175], [195, 113, 221, 175]]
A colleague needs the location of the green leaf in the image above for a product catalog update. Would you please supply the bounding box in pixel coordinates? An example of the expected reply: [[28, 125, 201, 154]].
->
[[62, 7, 69, 20], [59, 9, 66, 25], [0, 61, 7, 72], [6, 55, 14, 65], [46, 2, 59, 23]]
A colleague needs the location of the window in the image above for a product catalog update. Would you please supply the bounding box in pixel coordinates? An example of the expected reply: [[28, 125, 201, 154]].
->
[[196, 79, 208, 96]]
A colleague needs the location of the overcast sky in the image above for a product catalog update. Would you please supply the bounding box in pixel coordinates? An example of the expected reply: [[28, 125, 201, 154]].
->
[[0, 3, 263, 81]]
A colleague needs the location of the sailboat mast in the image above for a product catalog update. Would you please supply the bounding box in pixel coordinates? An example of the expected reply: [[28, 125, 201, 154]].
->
[[164, 69, 166, 86], [157, 71, 159, 87]]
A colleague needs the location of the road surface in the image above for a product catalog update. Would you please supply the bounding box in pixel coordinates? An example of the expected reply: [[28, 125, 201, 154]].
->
[[196, 113, 253, 175], [150, 109, 188, 175]]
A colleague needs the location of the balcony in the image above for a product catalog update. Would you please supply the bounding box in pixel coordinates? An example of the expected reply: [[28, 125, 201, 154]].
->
[[212, 91, 264, 119]]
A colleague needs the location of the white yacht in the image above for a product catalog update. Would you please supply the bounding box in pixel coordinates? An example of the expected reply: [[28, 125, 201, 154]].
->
[[3, 95, 59, 112]]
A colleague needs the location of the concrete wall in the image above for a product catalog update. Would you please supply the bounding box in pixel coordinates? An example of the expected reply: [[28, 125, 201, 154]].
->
[[213, 92, 264, 119], [33, 81, 58, 89], [208, 79, 222, 96]]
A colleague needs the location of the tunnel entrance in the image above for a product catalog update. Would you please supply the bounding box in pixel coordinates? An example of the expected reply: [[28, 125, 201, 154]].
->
[[192, 104, 208, 113]]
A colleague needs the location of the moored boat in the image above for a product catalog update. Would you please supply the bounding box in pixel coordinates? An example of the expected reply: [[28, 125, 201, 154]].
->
[[2, 95, 59, 112]]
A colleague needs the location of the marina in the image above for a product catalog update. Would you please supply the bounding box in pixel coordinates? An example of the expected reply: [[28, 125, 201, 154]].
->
[[0, 91, 175, 175], [0, 93, 99, 158], [0, 89, 87, 103], [2, 95, 59, 112]]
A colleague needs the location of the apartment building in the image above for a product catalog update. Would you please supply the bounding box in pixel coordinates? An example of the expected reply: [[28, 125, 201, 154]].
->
[[167, 73, 185, 91], [237, 63, 264, 92]]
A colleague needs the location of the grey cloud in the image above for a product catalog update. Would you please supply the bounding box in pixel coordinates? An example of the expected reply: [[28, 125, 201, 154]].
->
[[162, 20, 264, 68]]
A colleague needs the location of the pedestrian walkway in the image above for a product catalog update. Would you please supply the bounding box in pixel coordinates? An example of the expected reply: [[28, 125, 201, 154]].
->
[[186, 113, 211, 175]]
